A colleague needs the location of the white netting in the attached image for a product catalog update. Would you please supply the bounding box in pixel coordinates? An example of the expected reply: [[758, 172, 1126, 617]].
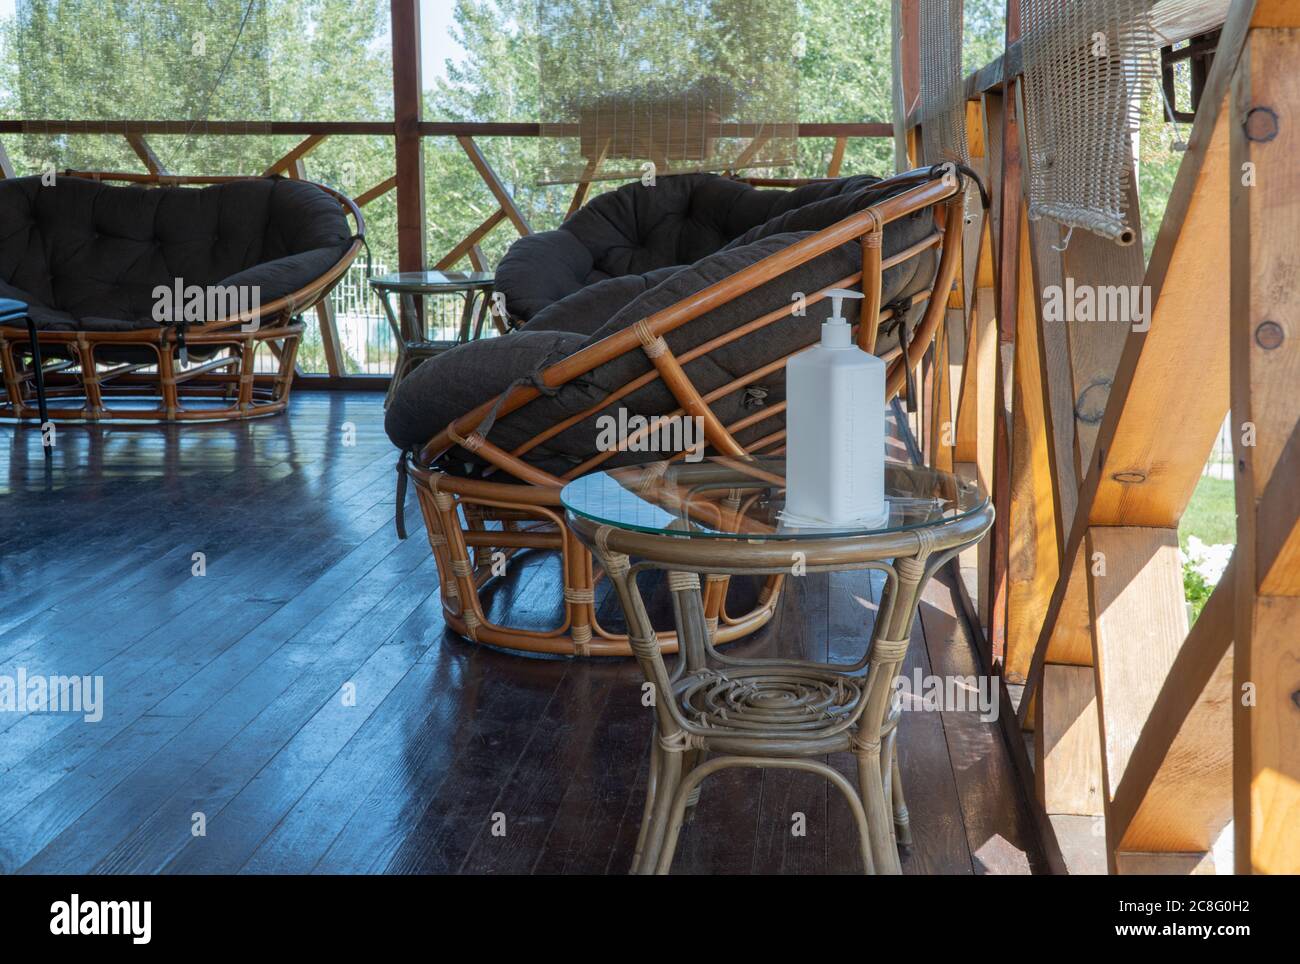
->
[[919, 0, 969, 165], [1020, 0, 1161, 242], [535, 0, 800, 185]]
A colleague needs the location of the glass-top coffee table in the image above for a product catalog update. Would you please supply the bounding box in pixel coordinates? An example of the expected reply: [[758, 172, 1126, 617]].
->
[[561, 456, 993, 875], [369, 270, 500, 407]]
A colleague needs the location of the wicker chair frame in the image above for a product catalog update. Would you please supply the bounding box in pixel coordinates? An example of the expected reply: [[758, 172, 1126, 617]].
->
[[0, 171, 365, 423], [404, 166, 966, 656]]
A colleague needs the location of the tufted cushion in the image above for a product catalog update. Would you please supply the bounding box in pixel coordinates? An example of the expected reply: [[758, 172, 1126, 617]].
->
[[385, 191, 936, 473], [0, 175, 352, 333], [494, 173, 884, 328]]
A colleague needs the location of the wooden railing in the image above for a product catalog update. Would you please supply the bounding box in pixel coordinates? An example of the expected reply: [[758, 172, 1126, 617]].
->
[[0, 118, 892, 379], [896, 0, 1298, 875]]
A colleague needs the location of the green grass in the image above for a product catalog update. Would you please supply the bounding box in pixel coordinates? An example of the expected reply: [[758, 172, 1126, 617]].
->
[[1179, 476, 1237, 550], [1178, 476, 1236, 624]]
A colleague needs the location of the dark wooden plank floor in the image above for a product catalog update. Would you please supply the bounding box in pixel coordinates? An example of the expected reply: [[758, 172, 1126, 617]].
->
[[0, 392, 1047, 874]]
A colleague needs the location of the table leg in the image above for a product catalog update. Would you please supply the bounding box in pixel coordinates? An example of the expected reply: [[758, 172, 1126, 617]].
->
[[469, 289, 489, 341], [401, 293, 424, 342], [630, 733, 663, 874], [891, 740, 912, 848], [377, 290, 406, 409], [857, 741, 901, 875], [385, 347, 407, 409], [863, 552, 930, 874], [595, 545, 691, 875], [457, 290, 476, 343], [636, 737, 682, 876]]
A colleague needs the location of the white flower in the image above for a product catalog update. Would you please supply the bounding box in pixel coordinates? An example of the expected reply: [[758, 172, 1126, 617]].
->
[[1182, 536, 1233, 586]]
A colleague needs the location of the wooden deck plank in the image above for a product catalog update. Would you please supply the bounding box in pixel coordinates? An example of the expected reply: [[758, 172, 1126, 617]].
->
[[918, 570, 1047, 874], [0, 393, 1040, 875]]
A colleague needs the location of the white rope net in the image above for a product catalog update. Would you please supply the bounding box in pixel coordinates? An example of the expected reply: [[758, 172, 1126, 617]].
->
[[1020, 0, 1161, 242], [535, 0, 800, 186], [919, 0, 970, 166]]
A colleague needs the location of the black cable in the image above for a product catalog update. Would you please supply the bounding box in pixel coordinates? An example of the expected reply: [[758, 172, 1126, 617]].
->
[[179, 0, 258, 155]]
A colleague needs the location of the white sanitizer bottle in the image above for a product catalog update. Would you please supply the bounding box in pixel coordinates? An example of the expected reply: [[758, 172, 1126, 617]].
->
[[783, 288, 887, 528]]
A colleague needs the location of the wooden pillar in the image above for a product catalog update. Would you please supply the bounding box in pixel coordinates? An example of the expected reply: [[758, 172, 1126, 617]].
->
[[989, 82, 1021, 672], [1229, 2, 1300, 875], [392, 0, 426, 274], [895, 0, 921, 170]]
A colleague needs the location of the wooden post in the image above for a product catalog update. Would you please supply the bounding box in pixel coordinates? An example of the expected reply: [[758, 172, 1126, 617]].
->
[[1005, 206, 1061, 684], [1230, 2, 1300, 874], [895, 0, 921, 171], [392, 0, 426, 275], [1015, 1, 1260, 873], [289, 158, 347, 378], [989, 59, 1021, 673]]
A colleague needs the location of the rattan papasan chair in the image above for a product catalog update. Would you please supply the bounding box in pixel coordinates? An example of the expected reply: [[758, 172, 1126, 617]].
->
[[0, 172, 363, 421], [387, 164, 969, 656]]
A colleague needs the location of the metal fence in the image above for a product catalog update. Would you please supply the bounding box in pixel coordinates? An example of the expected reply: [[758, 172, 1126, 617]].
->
[[1203, 414, 1233, 479], [258, 261, 494, 375]]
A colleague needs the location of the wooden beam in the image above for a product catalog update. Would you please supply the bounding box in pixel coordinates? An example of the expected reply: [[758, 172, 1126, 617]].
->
[[354, 174, 397, 208], [1006, 81, 1077, 536], [392, 0, 426, 274], [896, 0, 921, 171], [124, 133, 166, 175], [1087, 526, 1189, 873], [566, 138, 609, 219], [1257, 418, 1300, 594], [930, 317, 954, 472], [0, 118, 894, 140], [1087, 54, 1241, 529], [434, 208, 507, 271], [314, 299, 346, 380], [1113, 559, 1234, 853], [1229, 8, 1300, 875], [457, 135, 531, 237], [1005, 207, 1062, 684], [730, 132, 773, 173], [989, 73, 1023, 672], [826, 136, 848, 178], [288, 158, 346, 378], [1059, 174, 1145, 477], [1017, 1, 1257, 724], [1036, 663, 1104, 816], [263, 133, 326, 176]]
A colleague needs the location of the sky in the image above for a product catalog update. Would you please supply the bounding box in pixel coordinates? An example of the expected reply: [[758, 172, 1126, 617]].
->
[[420, 0, 470, 87]]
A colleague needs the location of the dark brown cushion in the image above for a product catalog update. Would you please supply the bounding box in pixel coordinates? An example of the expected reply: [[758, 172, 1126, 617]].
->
[[494, 173, 883, 328], [385, 206, 935, 473], [0, 175, 351, 331]]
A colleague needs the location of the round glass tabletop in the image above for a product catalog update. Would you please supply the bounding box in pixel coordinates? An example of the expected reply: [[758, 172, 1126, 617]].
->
[[561, 457, 987, 541], [368, 270, 494, 292]]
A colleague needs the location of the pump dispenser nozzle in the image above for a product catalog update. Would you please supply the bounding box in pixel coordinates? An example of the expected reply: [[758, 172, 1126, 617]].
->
[[821, 288, 863, 348]]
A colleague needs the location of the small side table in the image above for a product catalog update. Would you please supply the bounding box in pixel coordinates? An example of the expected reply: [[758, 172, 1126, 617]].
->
[[369, 270, 500, 407], [561, 457, 992, 875]]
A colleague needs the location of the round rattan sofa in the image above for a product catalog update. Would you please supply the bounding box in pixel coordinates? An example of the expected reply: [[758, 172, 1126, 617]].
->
[[388, 165, 969, 656], [0, 171, 363, 422]]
